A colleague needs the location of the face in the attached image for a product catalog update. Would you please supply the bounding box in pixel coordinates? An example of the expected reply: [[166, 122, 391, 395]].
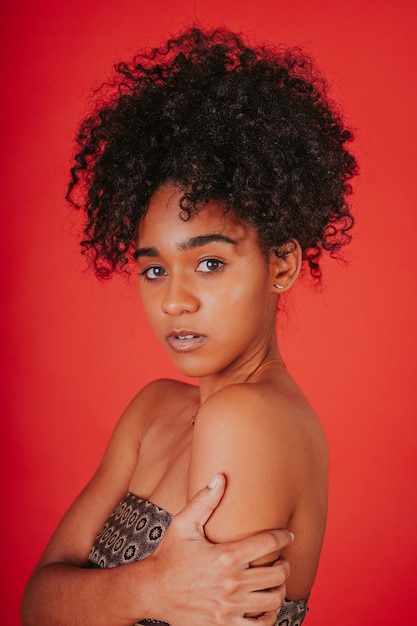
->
[[136, 184, 279, 379]]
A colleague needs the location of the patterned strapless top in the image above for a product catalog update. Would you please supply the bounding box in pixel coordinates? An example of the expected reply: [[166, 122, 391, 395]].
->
[[88, 492, 309, 626]]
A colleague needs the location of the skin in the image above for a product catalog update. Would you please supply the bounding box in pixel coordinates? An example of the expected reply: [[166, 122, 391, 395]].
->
[[22, 471, 292, 625], [21, 182, 327, 625], [133, 184, 328, 599]]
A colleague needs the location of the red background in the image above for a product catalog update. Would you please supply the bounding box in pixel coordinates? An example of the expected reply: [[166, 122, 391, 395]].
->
[[2, 1, 416, 624]]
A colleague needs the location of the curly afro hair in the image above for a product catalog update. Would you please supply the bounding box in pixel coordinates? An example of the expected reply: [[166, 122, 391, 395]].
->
[[67, 26, 358, 279]]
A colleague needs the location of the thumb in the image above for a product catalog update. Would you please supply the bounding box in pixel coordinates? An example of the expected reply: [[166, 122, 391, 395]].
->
[[177, 474, 226, 534]]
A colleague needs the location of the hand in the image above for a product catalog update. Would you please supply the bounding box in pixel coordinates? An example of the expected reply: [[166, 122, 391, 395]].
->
[[146, 474, 292, 625]]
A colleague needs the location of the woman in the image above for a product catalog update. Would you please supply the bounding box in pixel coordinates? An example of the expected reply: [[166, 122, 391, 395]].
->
[[21, 26, 357, 625]]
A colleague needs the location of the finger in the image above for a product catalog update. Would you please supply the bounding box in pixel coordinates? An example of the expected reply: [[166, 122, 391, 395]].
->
[[239, 561, 289, 593], [176, 474, 226, 532], [241, 589, 286, 617], [247, 609, 280, 625], [229, 529, 294, 566]]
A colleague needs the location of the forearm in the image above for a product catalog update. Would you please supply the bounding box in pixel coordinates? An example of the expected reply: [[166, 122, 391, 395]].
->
[[21, 558, 160, 626], [21, 477, 292, 626]]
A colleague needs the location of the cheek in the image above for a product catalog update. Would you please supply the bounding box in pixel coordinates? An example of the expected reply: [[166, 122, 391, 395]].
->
[[209, 281, 270, 337], [225, 271, 270, 309], [227, 282, 248, 305]]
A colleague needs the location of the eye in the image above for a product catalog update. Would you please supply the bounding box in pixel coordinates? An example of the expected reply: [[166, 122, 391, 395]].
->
[[139, 266, 166, 280], [196, 258, 224, 273]]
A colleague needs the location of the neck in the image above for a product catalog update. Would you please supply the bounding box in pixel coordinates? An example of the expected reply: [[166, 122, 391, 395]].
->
[[197, 338, 283, 404]]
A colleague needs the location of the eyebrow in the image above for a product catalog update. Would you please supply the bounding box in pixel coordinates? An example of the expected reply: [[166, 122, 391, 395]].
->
[[134, 233, 236, 259]]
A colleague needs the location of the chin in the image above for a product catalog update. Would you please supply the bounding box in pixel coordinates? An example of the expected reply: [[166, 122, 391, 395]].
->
[[170, 357, 211, 380]]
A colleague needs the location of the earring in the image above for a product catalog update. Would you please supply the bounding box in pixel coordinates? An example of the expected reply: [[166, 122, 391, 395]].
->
[[274, 284, 284, 289]]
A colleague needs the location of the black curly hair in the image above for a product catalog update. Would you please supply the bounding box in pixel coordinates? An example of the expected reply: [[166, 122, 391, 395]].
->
[[67, 26, 358, 280]]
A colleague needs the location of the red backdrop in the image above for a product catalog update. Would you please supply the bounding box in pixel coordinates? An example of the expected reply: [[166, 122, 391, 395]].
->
[[2, 1, 416, 623]]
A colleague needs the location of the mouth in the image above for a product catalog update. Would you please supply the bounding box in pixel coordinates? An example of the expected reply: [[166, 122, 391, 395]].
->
[[166, 331, 207, 352]]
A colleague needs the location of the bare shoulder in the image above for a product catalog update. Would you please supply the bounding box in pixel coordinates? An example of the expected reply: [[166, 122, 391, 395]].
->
[[196, 377, 327, 459], [35, 378, 198, 569], [121, 378, 198, 426], [125, 377, 191, 410], [189, 378, 328, 596], [188, 377, 327, 541]]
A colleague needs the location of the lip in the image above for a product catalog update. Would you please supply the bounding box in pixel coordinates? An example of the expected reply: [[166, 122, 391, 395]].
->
[[166, 330, 207, 353]]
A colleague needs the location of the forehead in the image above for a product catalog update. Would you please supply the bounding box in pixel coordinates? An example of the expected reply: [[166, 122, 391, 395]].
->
[[138, 184, 256, 245]]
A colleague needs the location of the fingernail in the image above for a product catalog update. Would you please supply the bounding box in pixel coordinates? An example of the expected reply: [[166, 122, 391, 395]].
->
[[208, 474, 220, 489], [289, 531, 295, 542]]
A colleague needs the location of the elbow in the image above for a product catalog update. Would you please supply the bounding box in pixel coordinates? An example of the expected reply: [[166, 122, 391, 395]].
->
[[21, 591, 33, 626], [21, 574, 42, 626]]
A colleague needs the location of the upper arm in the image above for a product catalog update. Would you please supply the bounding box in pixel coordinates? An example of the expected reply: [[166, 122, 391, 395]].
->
[[187, 386, 300, 547], [35, 381, 162, 569]]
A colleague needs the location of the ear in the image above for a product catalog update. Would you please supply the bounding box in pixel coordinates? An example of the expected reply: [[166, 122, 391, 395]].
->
[[269, 240, 302, 293]]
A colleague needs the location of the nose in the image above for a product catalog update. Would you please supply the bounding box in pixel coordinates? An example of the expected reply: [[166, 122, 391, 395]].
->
[[161, 277, 199, 315]]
